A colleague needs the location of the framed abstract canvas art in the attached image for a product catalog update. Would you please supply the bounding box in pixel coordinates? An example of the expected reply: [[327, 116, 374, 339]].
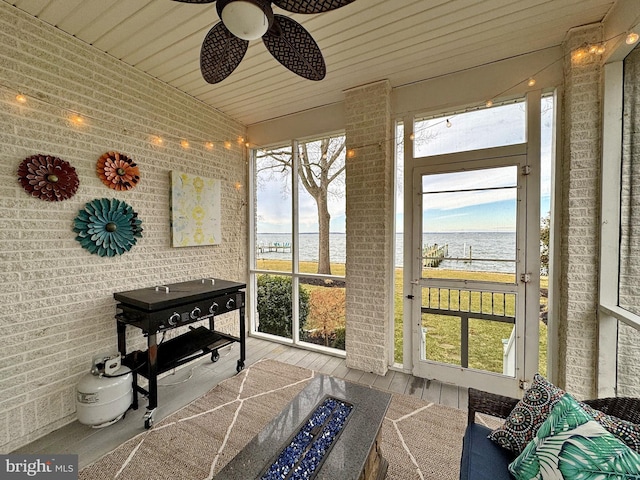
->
[[170, 171, 221, 247]]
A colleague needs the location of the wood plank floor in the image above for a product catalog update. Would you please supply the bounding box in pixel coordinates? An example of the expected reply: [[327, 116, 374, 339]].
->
[[15, 336, 467, 468]]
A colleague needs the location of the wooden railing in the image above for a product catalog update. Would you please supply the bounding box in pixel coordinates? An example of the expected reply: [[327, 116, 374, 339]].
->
[[421, 287, 516, 369]]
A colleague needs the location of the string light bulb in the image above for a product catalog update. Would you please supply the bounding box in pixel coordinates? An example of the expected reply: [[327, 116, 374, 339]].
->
[[234, 181, 243, 191], [572, 48, 586, 63], [409, 133, 415, 141], [224, 141, 232, 149], [16, 93, 27, 104], [70, 114, 84, 125], [527, 78, 536, 87], [446, 119, 452, 128], [180, 139, 189, 149], [205, 141, 214, 150], [627, 32, 639, 45], [152, 135, 163, 145], [347, 149, 356, 159], [485, 100, 494, 108]]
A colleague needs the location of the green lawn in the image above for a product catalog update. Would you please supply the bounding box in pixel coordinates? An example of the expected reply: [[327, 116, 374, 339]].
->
[[395, 268, 549, 375], [255, 259, 548, 375]]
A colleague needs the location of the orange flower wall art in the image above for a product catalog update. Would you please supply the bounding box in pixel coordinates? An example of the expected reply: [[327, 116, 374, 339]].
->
[[97, 151, 140, 191]]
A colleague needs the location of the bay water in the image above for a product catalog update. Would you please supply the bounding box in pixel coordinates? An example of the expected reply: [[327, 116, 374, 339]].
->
[[257, 232, 516, 273]]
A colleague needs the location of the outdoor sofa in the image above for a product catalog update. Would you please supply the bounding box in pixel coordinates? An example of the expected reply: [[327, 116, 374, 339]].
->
[[460, 386, 640, 480]]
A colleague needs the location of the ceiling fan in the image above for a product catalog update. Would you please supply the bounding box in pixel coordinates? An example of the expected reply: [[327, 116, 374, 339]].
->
[[173, 0, 355, 83]]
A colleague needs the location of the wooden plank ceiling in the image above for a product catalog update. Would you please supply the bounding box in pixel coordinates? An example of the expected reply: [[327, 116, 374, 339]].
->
[[7, 0, 616, 125]]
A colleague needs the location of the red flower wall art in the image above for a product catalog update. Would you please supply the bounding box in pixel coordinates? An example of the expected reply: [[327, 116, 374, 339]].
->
[[17, 154, 79, 201]]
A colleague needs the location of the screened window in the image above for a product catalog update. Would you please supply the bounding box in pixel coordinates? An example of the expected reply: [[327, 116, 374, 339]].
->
[[619, 43, 640, 317], [251, 134, 347, 353], [414, 101, 526, 157]]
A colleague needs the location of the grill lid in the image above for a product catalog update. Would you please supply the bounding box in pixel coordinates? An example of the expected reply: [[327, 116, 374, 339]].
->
[[114, 278, 246, 311]]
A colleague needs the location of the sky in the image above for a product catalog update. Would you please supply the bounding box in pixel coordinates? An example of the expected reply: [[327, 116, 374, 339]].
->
[[256, 97, 554, 234]]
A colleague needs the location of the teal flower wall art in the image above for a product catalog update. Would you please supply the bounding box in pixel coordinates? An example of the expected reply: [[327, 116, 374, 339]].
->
[[73, 198, 143, 257]]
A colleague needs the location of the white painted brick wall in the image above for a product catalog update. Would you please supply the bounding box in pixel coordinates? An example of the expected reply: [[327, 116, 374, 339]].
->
[[559, 25, 603, 398], [560, 25, 640, 398], [344, 81, 392, 376], [0, 3, 247, 452]]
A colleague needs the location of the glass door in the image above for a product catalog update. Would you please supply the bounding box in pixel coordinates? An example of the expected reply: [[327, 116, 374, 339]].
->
[[412, 151, 537, 396]]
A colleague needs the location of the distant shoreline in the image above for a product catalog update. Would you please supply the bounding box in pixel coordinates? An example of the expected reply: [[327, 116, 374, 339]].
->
[[257, 231, 517, 272]]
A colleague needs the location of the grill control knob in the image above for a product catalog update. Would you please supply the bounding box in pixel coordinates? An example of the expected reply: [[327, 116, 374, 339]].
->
[[209, 302, 219, 314], [190, 307, 202, 319], [226, 298, 236, 310], [168, 312, 180, 326]]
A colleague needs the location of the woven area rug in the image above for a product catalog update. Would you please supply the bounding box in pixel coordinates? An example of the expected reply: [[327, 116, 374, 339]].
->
[[79, 359, 467, 480]]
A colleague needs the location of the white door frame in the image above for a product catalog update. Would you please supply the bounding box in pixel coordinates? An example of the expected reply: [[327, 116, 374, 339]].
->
[[403, 92, 542, 397]]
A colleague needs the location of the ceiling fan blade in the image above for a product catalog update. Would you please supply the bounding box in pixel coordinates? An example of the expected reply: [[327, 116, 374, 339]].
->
[[262, 15, 326, 81], [272, 0, 355, 14], [172, 0, 216, 3], [200, 22, 249, 83]]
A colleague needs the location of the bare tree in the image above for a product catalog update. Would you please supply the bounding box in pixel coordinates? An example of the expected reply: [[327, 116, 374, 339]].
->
[[257, 136, 346, 275]]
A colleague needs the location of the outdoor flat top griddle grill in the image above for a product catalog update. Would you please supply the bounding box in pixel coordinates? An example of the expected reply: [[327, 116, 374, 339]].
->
[[114, 278, 246, 428]]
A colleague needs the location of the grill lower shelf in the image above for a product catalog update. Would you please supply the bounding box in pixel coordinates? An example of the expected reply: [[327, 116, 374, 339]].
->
[[124, 326, 237, 376]]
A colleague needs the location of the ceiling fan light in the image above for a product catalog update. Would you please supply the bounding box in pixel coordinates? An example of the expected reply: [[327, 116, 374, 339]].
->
[[222, 0, 269, 41]]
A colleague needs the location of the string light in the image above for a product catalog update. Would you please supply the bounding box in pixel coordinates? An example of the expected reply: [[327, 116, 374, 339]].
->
[[571, 42, 607, 64], [307, 27, 636, 155], [234, 181, 243, 191], [571, 47, 586, 63], [70, 114, 84, 125], [0, 84, 241, 152], [409, 133, 415, 141], [2, 22, 636, 156]]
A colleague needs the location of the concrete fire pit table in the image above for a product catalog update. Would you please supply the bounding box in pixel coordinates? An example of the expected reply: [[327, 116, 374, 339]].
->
[[215, 375, 392, 480]]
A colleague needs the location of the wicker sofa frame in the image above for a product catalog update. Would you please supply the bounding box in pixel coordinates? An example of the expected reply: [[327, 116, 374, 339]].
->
[[467, 387, 640, 425], [461, 388, 640, 480]]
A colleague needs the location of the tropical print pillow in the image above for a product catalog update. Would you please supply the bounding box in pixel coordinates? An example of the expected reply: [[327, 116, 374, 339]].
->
[[508, 394, 640, 480]]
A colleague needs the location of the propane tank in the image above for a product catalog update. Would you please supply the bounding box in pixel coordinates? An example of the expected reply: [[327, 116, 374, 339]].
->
[[76, 353, 132, 428]]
